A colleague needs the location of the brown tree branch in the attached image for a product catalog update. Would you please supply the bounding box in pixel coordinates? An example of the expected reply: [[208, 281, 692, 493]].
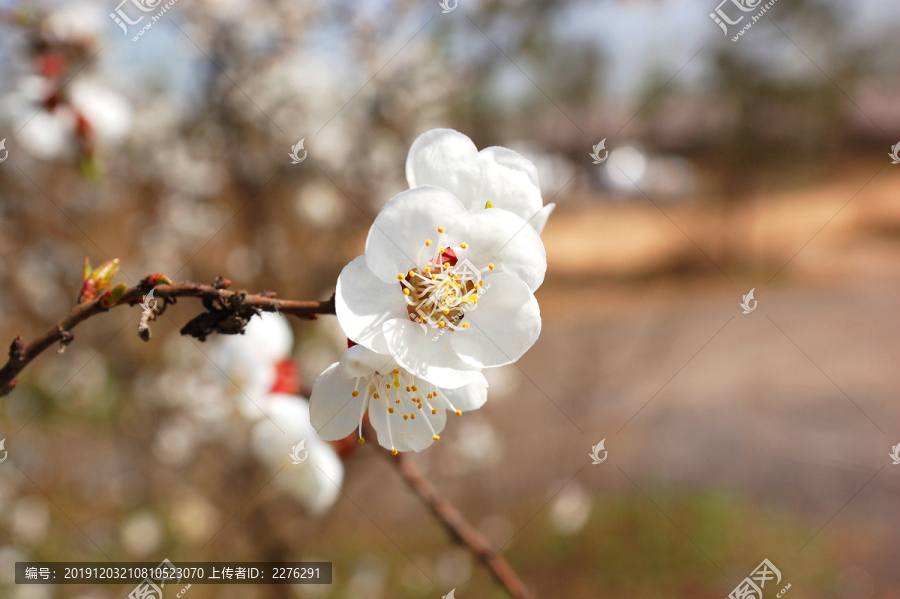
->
[[386, 448, 537, 599], [0, 276, 335, 397]]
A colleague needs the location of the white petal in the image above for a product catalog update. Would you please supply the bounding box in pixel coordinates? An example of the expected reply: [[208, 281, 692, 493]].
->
[[365, 186, 468, 283], [369, 394, 447, 452], [382, 319, 487, 389], [529, 202, 555, 234], [438, 382, 488, 413], [285, 438, 344, 516], [309, 363, 367, 441], [251, 395, 344, 516], [406, 129, 483, 207], [338, 344, 398, 378], [336, 256, 408, 354], [218, 311, 294, 367], [474, 146, 543, 220], [451, 272, 541, 368], [448, 208, 547, 292]]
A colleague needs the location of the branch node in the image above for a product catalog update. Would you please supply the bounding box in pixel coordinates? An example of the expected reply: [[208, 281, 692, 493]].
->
[[56, 327, 74, 355], [9, 337, 25, 362]]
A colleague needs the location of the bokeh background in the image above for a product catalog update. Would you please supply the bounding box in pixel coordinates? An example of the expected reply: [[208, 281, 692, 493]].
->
[[1, 0, 900, 597]]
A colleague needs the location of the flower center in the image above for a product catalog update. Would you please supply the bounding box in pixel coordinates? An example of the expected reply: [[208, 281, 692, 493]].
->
[[350, 368, 464, 453], [398, 242, 485, 332]]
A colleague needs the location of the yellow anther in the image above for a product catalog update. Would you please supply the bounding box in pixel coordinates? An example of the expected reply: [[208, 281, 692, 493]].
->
[[397, 273, 404, 280], [403, 415, 409, 420], [373, 393, 380, 399], [438, 227, 445, 233], [488, 263, 495, 270], [411, 385, 417, 391], [395, 399, 400, 404], [442, 308, 450, 314], [425, 239, 432, 246], [406, 386, 412, 392], [388, 407, 394, 413], [462, 322, 470, 328], [439, 247, 445, 254], [417, 404, 422, 409], [460, 243, 467, 249], [438, 321, 446, 328], [455, 410, 462, 416], [358, 437, 365, 444], [433, 435, 440, 441], [425, 266, 431, 273], [432, 409, 437, 414], [403, 288, 410, 295], [409, 270, 415, 277], [392, 369, 399, 374], [410, 414, 416, 420], [352, 390, 359, 397], [392, 448, 398, 455]]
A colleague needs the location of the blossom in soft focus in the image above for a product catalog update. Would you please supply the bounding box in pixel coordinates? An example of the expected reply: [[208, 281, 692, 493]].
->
[[406, 128, 555, 233], [336, 186, 545, 388], [309, 344, 487, 453], [214, 311, 295, 419], [216, 313, 344, 515], [251, 393, 344, 516]]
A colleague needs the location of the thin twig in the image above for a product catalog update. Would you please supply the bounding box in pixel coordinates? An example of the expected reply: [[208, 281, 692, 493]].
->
[[0, 277, 335, 397], [386, 448, 537, 599]]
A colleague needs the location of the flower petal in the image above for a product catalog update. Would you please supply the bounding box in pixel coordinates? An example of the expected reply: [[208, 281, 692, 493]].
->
[[438, 382, 488, 413], [339, 344, 398, 378], [406, 129, 483, 207], [309, 363, 367, 441], [529, 202, 555, 234], [336, 256, 408, 354], [365, 186, 468, 283], [369, 394, 447, 452], [251, 395, 345, 515], [448, 208, 546, 292], [382, 318, 487, 389], [474, 146, 543, 220], [451, 272, 541, 368]]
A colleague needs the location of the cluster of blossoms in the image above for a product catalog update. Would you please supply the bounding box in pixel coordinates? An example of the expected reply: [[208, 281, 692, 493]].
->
[[309, 129, 552, 454]]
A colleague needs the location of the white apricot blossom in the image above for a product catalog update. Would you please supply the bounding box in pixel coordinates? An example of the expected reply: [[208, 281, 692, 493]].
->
[[309, 345, 487, 453], [214, 311, 295, 419], [251, 392, 344, 516], [406, 128, 555, 233], [336, 185, 546, 388]]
